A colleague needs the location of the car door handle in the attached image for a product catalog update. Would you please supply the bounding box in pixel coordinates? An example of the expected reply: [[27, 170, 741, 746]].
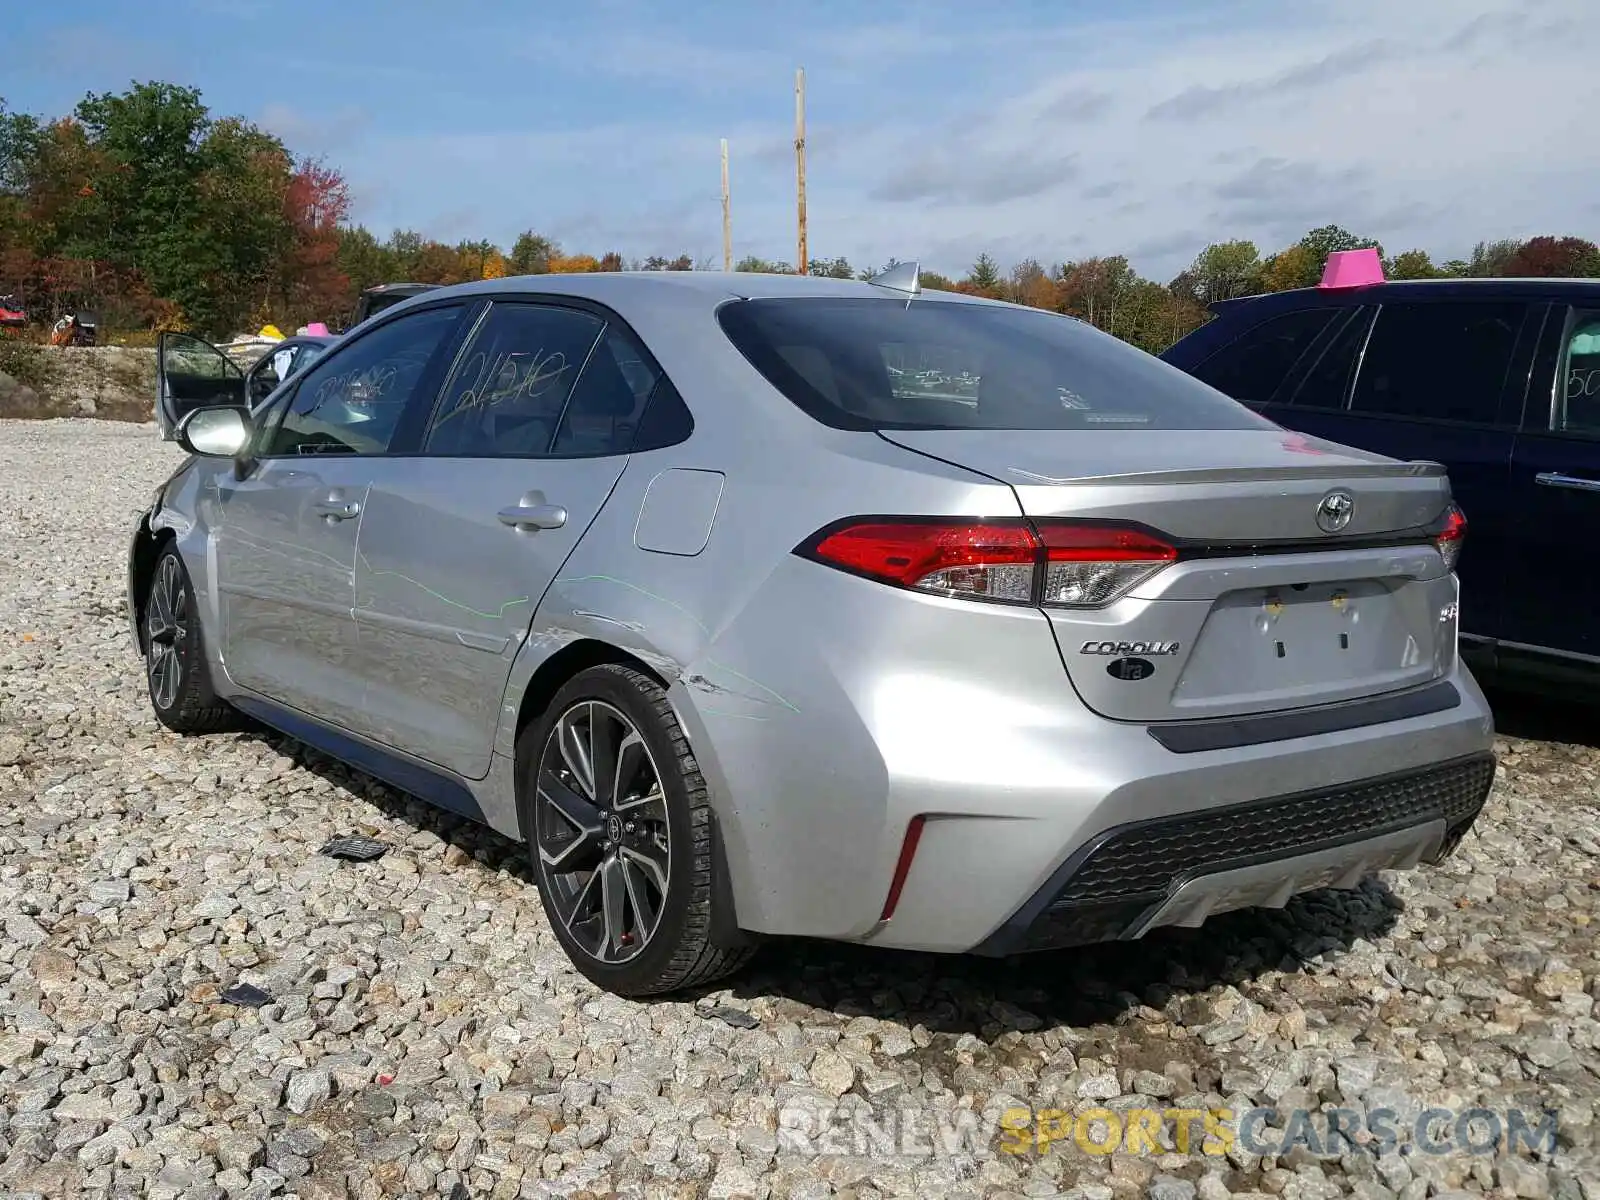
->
[[1535, 472, 1600, 493], [498, 503, 567, 531], [313, 498, 361, 520]]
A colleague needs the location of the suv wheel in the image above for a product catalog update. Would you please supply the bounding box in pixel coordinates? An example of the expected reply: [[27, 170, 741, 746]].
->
[[144, 545, 236, 735], [520, 664, 754, 996]]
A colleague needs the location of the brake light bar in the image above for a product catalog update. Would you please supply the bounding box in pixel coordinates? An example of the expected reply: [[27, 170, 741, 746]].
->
[[797, 517, 1177, 609], [799, 506, 1466, 605]]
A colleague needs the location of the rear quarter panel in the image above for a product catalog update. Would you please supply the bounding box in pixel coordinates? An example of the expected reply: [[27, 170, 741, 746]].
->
[[494, 412, 1022, 934]]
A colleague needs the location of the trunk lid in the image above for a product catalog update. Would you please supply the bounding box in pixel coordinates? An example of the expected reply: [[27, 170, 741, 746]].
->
[[879, 428, 1461, 724], [880, 428, 1446, 541]]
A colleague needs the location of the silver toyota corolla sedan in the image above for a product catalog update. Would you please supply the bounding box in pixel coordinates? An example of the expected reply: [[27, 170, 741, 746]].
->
[[126, 266, 1496, 996]]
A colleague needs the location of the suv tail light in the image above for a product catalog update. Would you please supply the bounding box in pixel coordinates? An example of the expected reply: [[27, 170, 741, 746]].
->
[[1433, 504, 1466, 571], [797, 518, 1176, 609]]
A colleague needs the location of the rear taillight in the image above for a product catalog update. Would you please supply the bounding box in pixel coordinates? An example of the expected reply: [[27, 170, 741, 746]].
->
[[1433, 504, 1466, 571], [798, 518, 1176, 608], [1035, 523, 1179, 607]]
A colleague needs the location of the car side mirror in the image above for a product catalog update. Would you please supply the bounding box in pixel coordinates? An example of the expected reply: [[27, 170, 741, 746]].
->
[[176, 407, 251, 459]]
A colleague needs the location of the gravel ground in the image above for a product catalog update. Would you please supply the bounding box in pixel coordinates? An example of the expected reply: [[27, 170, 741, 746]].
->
[[2, 418, 1598, 1200]]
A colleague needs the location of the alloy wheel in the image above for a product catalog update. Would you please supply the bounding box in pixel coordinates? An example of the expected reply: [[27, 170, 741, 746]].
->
[[535, 700, 671, 963], [146, 554, 188, 710]]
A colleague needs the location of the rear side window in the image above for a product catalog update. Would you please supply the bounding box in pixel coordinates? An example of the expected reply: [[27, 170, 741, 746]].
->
[[631, 377, 694, 451], [1286, 308, 1374, 410], [550, 326, 659, 456], [717, 297, 1270, 431], [1349, 301, 1527, 424], [423, 302, 604, 457], [1190, 308, 1339, 405]]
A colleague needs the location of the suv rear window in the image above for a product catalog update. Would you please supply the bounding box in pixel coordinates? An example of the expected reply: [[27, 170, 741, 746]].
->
[[717, 297, 1271, 431]]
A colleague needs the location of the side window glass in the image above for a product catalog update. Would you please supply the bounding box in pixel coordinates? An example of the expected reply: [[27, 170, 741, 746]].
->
[[551, 326, 660, 456], [1349, 302, 1526, 425], [248, 345, 294, 407], [1559, 311, 1600, 435], [1190, 308, 1337, 405], [161, 332, 243, 409], [1287, 308, 1373, 410], [261, 307, 463, 456], [632, 376, 695, 452], [424, 303, 604, 457], [251, 382, 297, 455]]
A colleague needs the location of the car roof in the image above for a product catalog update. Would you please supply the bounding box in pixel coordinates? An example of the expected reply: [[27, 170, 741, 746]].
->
[[1210, 276, 1600, 319], [370, 269, 1009, 319], [361, 282, 440, 296]]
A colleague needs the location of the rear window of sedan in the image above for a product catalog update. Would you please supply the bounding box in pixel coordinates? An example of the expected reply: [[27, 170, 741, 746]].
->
[[716, 296, 1272, 431]]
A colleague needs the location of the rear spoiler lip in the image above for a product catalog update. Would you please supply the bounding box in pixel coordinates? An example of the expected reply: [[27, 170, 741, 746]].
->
[[1008, 460, 1449, 486]]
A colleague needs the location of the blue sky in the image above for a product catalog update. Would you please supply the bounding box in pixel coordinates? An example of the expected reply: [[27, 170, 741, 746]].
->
[[3, 0, 1596, 281]]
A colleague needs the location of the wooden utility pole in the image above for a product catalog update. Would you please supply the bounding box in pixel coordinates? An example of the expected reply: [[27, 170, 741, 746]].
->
[[794, 67, 807, 275], [720, 138, 732, 272]]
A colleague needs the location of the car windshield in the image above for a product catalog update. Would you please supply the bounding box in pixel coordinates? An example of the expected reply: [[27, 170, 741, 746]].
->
[[717, 296, 1271, 431]]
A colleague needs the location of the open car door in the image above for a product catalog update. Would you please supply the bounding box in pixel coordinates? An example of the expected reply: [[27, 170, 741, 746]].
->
[[156, 332, 246, 440]]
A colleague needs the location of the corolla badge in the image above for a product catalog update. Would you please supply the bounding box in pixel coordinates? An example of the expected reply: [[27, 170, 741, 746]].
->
[[1079, 640, 1180, 656], [1315, 489, 1355, 534]]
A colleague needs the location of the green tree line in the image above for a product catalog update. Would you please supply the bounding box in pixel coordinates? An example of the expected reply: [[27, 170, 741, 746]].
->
[[4, 82, 1599, 346]]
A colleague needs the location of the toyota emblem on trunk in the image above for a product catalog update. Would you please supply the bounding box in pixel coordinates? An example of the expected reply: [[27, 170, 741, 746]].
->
[[1315, 490, 1354, 533]]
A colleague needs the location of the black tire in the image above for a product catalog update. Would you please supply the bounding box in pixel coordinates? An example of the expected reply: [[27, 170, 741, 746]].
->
[[518, 664, 755, 996], [143, 545, 237, 735]]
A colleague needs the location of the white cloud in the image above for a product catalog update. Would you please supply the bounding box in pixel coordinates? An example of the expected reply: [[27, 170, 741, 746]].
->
[[341, 0, 1600, 281], [822, 0, 1600, 279]]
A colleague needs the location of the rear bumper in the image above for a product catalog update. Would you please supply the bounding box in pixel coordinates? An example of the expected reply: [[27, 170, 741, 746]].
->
[[672, 559, 1498, 951], [968, 752, 1493, 956]]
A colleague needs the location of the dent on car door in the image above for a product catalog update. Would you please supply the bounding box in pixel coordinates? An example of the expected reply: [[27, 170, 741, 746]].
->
[[1503, 306, 1600, 662], [210, 306, 467, 727], [157, 332, 245, 439], [349, 303, 662, 779]]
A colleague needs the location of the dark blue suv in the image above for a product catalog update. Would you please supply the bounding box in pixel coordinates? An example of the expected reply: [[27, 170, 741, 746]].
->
[[1161, 278, 1600, 693]]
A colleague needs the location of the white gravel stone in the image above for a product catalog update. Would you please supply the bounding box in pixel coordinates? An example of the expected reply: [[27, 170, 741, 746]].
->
[[284, 1068, 334, 1114], [809, 1050, 856, 1097]]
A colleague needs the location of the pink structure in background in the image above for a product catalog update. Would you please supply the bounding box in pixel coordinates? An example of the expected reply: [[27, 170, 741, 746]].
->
[[304, 322, 330, 336], [1319, 248, 1385, 289]]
